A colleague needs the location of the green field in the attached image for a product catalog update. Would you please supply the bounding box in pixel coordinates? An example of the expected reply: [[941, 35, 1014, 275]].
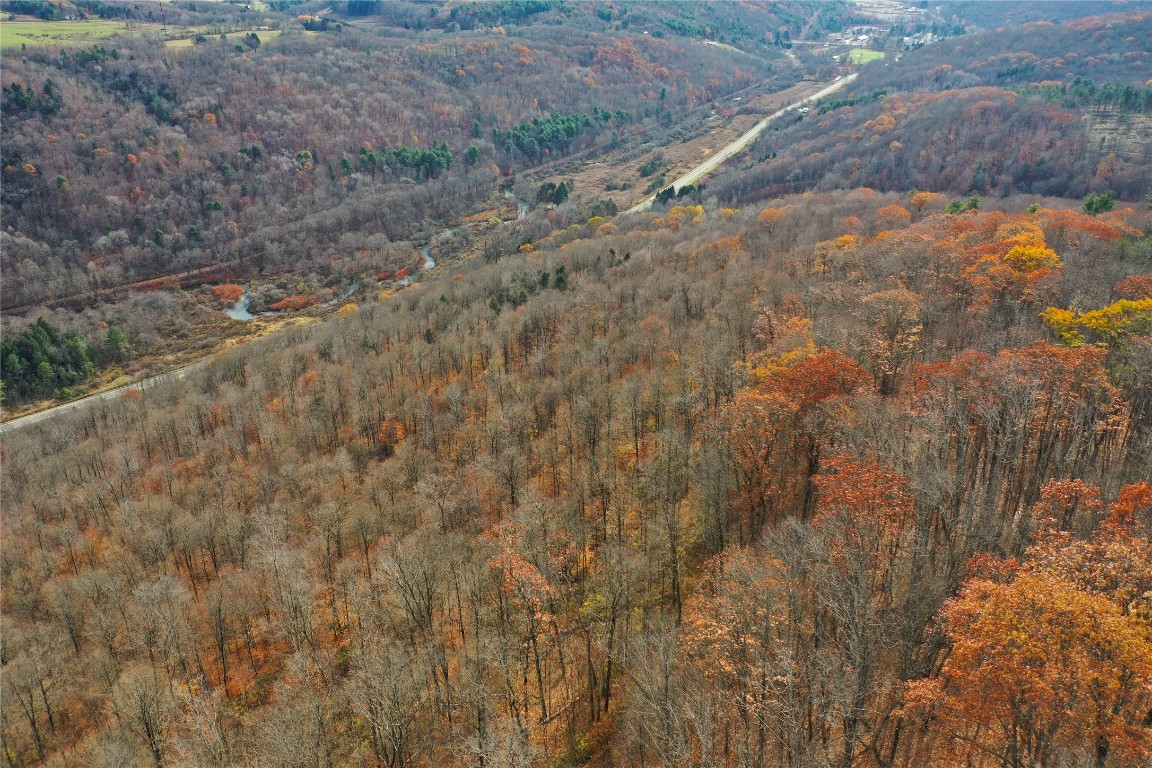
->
[[848, 48, 885, 64], [0, 19, 165, 49], [194, 0, 269, 9], [165, 28, 282, 49]]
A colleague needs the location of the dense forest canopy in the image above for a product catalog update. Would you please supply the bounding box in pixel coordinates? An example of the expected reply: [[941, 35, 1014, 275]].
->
[[2, 2, 1152, 767], [3, 184, 1150, 767]]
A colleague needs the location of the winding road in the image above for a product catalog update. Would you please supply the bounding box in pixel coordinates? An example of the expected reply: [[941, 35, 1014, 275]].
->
[[625, 73, 858, 215]]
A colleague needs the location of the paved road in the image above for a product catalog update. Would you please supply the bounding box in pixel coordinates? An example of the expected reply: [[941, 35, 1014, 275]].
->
[[0, 359, 211, 435], [1, 76, 857, 436], [625, 73, 859, 215]]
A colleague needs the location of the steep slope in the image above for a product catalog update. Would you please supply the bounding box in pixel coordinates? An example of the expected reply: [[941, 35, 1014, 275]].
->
[[709, 10, 1152, 203], [2, 6, 1152, 768], [2, 187, 1149, 765]]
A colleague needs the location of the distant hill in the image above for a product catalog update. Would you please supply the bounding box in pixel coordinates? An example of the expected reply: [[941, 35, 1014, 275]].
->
[[2, 2, 823, 310], [710, 10, 1152, 204], [3, 4, 1152, 768]]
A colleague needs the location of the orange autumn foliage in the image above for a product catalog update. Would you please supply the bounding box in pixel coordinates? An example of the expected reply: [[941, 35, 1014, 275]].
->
[[212, 283, 245, 302], [908, 481, 1152, 767], [268, 294, 317, 311], [1115, 273, 1152, 300], [909, 190, 946, 212], [757, 206, 786, 232], [377, 418, 406, 456], [927, 572, 1152, 767], [812, 455, 914, 544], [960, 219, 1063, 307], [877, 203, 912, 225], [765, 349, 870, 410]]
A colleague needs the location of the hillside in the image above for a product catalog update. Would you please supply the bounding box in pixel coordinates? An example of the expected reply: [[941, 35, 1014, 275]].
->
[[1, 0, 849, 412], [709, 10, 1152, 203], [3, 184, 1151, 764], [0, 12, 782, 310], [2, 4, 1152, 768]]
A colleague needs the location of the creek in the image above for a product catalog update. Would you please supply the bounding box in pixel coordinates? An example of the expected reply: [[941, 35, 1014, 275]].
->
[[224, 280, 359, 321], [225, 193, 526, 319]]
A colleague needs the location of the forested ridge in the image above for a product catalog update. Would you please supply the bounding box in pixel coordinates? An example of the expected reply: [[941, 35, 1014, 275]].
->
[[1, 2, 802, 310], [3, 187, 1151, 765], [3, 3, 1152, 767], [5, 3, 1150, 410], [3, 0, 837, 410], [709, 11, 1152, 204]]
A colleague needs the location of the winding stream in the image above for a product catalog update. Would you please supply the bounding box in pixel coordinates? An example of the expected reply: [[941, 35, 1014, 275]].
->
[[400, 229, 454, 286], [225, 281, 359, 321], [226, 194, 525, 319], [224, 288, 256, 321]]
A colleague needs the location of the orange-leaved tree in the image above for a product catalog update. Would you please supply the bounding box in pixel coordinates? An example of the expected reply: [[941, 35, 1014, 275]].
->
[[960, 219, 1064, 310], [907, 481, 1152, 768], [725, 342, 870, 534]]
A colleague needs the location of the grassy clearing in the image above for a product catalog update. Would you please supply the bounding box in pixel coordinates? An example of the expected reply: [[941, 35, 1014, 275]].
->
[[848, 48, 885, 64], [165, 28, 282, 48], [0, 19, 164, 49], [187, 0, 270, 9]]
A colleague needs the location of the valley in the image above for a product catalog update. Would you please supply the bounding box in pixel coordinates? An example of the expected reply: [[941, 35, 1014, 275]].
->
[[1, 69, 855, 427], [2, 3, 1151, 768]]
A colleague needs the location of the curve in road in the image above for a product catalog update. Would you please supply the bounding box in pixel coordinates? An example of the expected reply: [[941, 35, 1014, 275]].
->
[[625, 73, 859, 215], [2, 75, 859, 436]]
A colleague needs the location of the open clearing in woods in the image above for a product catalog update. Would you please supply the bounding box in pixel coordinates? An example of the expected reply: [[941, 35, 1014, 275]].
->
[[848, 48, 885, 64], [165, 29, 282, 49], [0, 19, 165, 48], [534, 80, 827, 213], [0, 14, 278, 50]]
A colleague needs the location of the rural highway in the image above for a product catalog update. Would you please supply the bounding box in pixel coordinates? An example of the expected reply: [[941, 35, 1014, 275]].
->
[[0, 359, 211, 435], [1, 74, 857, 436], [625, 72, 859, 215]]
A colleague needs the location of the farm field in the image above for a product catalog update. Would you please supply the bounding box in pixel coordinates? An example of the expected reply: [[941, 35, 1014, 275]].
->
[[848, 47, 885, 63], [0, 18, 164, 48], [164, 28, 282, 48]]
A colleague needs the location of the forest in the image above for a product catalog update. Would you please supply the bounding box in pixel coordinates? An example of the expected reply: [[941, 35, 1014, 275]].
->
[[0, 1, 804, 310], [2, 0, 855, 409], [2, 2, 1152, 768], [708, 11, 1152, 204], [0, 318, 128, 402], [3, 191, 1151, 768]]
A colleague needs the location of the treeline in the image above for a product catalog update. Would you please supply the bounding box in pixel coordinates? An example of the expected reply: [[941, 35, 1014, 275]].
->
[[446, 0, 557, 28], [817, 88, 886, 114], [0, 78, 63, 116], [1, 0, 73, 19], [0, 317, 127, 403], [2, 188, 1149, 766], [424, 0, 857, 54], [497, 109, 630, 162], [377, 142, 454, 180], [870, 10, 1152, 91], [1016, 77, 1152, 113], [713, 86, 1125, 201]]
